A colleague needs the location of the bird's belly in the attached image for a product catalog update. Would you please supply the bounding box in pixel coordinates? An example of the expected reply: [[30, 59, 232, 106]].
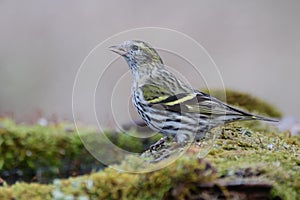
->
[[134, 103, 208, 141]]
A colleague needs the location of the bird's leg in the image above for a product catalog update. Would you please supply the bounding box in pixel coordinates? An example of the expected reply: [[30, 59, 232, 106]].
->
[[150, 136, 168, 152]]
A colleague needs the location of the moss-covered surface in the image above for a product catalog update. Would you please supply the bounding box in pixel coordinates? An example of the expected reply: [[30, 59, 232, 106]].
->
[[0, 156, 217, 200], [0, 119, 159, 184], [1, 121, 299, 199], [206, 123, 300, 199], [0, 90, 299, 199]]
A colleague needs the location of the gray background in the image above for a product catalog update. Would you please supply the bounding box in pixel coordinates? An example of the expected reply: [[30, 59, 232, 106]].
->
[[0, 1, 299, 125]]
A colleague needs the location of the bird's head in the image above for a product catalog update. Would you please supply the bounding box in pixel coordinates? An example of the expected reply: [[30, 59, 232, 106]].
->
[[109, 40, 163, 70]]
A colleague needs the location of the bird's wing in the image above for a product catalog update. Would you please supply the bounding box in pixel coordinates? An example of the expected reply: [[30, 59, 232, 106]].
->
[[141, 84, 277, 122], [140, 84, 174, 103], [145, 89, 251, 117]]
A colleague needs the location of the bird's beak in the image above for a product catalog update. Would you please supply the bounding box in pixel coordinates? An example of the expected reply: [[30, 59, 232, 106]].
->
[[109, 45, 128, 56]]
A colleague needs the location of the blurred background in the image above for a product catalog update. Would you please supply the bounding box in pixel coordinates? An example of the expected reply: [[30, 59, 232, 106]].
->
[[0, 1, 299, 126]]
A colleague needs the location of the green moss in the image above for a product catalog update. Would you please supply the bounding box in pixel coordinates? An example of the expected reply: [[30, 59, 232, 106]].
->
[[2, 119, 299, 199], [0, 182, 53, 200], [0, 118, 104, 183], [206, 123, 300, 199], [0, 118, 159, 184], [0, 156, 216, 200]]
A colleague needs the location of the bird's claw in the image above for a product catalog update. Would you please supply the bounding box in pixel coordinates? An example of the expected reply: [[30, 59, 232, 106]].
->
[[150, 136, 167, 152]]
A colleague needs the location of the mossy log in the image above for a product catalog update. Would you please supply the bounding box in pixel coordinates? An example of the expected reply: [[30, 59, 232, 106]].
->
[[0, 90, 299, 200]]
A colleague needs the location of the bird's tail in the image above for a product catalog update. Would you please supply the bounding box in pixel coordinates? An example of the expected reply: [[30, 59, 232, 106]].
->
[[224, 104, 279, 123], [249, 114, 279, 122]]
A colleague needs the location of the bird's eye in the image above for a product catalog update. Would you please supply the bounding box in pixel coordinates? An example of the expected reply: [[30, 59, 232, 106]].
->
[[132, 45, 139, 51]]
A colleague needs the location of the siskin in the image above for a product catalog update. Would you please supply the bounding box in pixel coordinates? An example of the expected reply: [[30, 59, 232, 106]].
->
[[110, 40, 277, 145]]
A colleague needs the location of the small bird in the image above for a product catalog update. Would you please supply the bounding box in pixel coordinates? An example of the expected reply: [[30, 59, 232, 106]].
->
[[110, 40, 277, 145]]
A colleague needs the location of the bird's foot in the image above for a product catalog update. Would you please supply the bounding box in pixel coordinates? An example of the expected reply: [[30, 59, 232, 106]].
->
[[150, 136, 168, 152]]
